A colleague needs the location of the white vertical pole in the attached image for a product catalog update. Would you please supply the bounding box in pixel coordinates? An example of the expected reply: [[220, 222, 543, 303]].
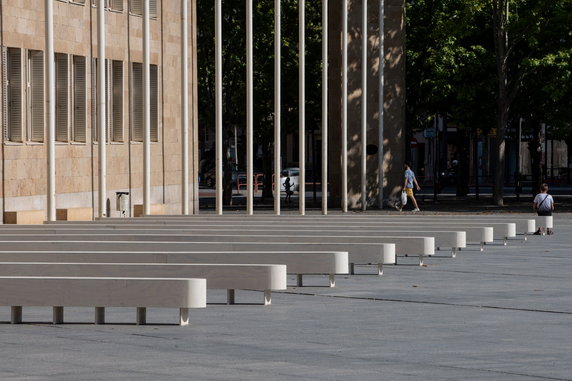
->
[[246, 0, 254, 215], [45, 0, 56, 222], [215, 0, 223, 215], [299, 0, 305, 215], [361, 0, 367, 211], [181, 0, 189, 215], [378, 0, 385, 209], [143, 0, 151, 215], [341, 0, 348, 213], [274, 0, 281, 215], [321, 0, 328, 215], [98, 0, 107, 218]]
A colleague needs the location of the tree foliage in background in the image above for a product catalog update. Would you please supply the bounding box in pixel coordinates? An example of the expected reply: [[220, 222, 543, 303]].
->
[[197, 0, 323, 204], [406, 0, 572, 202]]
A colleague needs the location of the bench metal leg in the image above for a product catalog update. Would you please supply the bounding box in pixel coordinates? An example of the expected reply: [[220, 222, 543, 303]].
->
[[11, 306, 22, 324], [378, 263, 384, 276], [349, 263, 355, 275], [179, 308, 190, 326], [136, 307, 147, 325], [504, 237, 508, 246], [329, 274, 335, 288], [419, 255, 424, 266], [53, 307, 64, 324], [227, 289, 235, 305], [297, 274, 303, 287], [524, 233, 528, 241], [481, 242, 485, 252], [95, 307, 105, 325], [264, 290, 272, 306], [451, 248, 457, 258]]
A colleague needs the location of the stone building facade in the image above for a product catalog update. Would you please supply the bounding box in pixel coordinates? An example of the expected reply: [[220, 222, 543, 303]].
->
[[0, 0, 199, 222]]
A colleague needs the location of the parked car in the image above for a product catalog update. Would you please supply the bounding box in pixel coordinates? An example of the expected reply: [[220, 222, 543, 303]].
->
[[280, 167, 299, 192]]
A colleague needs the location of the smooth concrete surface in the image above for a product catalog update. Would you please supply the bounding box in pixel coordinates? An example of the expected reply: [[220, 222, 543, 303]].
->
[[0, 214, 570, 379]]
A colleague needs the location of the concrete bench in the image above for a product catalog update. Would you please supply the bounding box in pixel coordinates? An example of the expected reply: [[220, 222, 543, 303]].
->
[[133, 204, 165, 217], [0, 249, 348, 288], [0, 227, 462, 258], [56, 208, 93, 221], [0, 276, 206, 326], [3, 210, 45, 225], [34, 221, 492, 252], [0, 262, 286, 306], [71, 215, 518, 244], [0, 233, 433, 266], [535, 216, 554, 235]]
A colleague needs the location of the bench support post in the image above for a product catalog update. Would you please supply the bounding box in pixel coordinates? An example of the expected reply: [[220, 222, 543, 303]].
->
[[504, 237, 508, 246], [11, 306, 22, 324], [524, 233, 528, 241], [297, 274, 303, 287], [264, 290, 272, 306], [227, 289, 235, 305], [53, 307, 64, 324], [480, 242, 485, 252], [136, 307, 147, 325], [451, 248, 457, 258], [419, 255, 424, 266], [378, 263, 384, 276], [349, 263, 355, 275], [95, 307, 105, 325], [329, 274, 335, 288], [179, 308, 190, 326]]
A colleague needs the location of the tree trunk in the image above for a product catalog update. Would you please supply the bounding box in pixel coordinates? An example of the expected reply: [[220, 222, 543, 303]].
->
[[261, 142, 274, 202], [456, 129, 470, 197], [530, 122, 543, 196]]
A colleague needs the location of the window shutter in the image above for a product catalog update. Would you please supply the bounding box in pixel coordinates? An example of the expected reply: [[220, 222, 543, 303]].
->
[[2, 47, 8, 141], [29, 50, 44, 142], [55, 53, 69, 142], [91, 58, 97, 142], [8, 48, 23, 142], [110, 0, 123, 11], [131, 62, 143, 142], [150, 64, 158, 142], [73, 56, 86, 142], [130, 0, 142, 15], [150, 0, 157, 18], [112, 60, 123, 142]]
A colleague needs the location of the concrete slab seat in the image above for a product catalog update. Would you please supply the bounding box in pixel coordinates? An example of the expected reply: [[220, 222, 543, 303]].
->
[[151, 215, 529, 240], [0, 227, 460, 259], [0, 276, 206, 326], [56, 208, 93, 221], [0, 233, 432, 266], [133, 204, 165, 217], [0, 250, 348, 288], [535, 216, 554, 235], [0, 263, 286, 306], [3, 211, 45, 225]]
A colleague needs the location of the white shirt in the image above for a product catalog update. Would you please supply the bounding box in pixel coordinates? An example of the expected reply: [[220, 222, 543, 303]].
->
[[534, 193, 554, 212]]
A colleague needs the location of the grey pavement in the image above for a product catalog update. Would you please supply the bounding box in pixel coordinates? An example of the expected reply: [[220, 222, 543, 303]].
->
[[1, 214, 572, 380]]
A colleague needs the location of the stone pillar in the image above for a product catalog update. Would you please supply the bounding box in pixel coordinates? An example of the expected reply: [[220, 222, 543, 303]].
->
[[328, 0, 405, 209]]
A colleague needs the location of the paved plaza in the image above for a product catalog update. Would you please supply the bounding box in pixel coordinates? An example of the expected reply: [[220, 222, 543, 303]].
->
[[1, 213, 571, 380]]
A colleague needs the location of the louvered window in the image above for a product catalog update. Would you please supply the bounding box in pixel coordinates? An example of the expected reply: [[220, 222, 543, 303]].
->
[[109, 0, 123, 11], [111, 60, 123, 142], [130, 62, 143, 142], [55, 53, 69, 142], [130, 0, 157, 18], [4, 48, 23, 142], [150, 64, 158, 142], [73, 56, 86, 142], [28, 50, 44, 142]]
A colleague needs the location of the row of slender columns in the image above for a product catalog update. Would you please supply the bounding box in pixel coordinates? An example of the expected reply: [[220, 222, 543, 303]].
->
[[46, 1, 193, 219]]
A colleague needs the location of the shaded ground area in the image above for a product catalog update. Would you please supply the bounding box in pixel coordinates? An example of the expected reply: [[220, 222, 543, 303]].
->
[[1, 214, 571, 380]]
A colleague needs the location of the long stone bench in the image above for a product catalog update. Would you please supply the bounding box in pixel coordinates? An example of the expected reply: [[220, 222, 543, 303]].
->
[[0, 276, 206, 325], [0, 249, 348, 288], [0, 227, 463, 258], [0, 262, 286, 306], [0, 233, 433, 266], [121, 214, 526, 236]]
